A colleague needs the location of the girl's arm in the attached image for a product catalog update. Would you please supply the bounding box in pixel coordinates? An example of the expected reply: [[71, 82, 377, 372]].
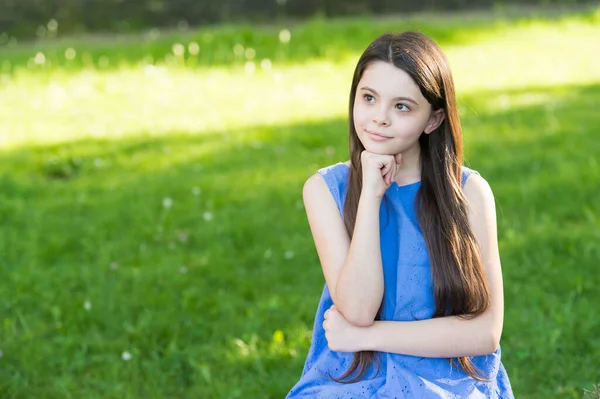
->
[[356, 174, 505, 357], [303, 172, 384, 327]]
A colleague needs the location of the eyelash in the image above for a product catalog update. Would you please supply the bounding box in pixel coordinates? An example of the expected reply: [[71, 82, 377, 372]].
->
[[363, 94, 410, 111]]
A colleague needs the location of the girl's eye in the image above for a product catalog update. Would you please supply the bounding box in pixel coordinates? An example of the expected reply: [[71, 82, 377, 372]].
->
[[364, 94, 375, 103], [396, 103, 410, 111]]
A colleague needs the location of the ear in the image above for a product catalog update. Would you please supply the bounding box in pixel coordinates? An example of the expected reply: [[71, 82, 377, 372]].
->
[[424, 108, 445, 134]]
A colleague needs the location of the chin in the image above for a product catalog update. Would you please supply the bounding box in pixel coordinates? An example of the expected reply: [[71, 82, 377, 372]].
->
[[360, 141, 401, 155]]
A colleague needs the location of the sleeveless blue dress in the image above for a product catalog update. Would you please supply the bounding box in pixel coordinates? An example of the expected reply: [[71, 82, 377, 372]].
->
[[286, 162, 514, 399]]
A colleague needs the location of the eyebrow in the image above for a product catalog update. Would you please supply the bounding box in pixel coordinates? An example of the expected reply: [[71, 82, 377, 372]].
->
[[359, 86, 419, 105]]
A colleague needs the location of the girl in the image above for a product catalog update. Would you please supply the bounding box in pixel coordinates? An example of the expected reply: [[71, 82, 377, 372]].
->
[[286, 32, 514, 398]]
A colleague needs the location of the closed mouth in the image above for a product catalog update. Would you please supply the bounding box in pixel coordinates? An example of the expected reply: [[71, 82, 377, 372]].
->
[[367, 130, 391, 138]]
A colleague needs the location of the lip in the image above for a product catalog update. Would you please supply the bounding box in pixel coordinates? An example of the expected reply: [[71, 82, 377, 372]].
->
[[367, 130, 392, 141]]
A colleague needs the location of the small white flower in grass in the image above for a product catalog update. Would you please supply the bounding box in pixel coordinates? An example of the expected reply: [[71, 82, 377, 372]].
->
[[0, 349, 3, 358], [94, 158, 103, 168], [34, 52, 46, 65], [284, 250, 294, 260], [192, 186, 201, 196], [245, 48, 256, 59], [65, 48, 76, 60], [203, 212, 213, 222], [84, 300, 92, 311], [147, 28, 160, 41], [110, 262, 118, 270], [233, 44, 244, 56], [177, 232, 188, 242], [47, 20, 58, 35], [122, 351, 132, 361], [279, 29, 291, 44], [180, 266, 188, 274], [264, 248, 272, 259], [260, 59, 272, 71], [188, 42, 200, 55], [163, 197, 173, 209], [172, 43, 185, 57]]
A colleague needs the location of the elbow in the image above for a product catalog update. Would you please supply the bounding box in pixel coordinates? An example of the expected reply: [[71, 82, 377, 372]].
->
[[475, 311, 502, 355], [489, 329, 501, 353], [346, 313, 375, 327], [480, 330, 501, 355], [337, 304, 376, 327], [333, 297, 376, 327], [468, 335, 498, 357]]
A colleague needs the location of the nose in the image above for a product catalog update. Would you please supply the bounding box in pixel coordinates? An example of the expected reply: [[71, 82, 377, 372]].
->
[[373, 108, 390, 126]]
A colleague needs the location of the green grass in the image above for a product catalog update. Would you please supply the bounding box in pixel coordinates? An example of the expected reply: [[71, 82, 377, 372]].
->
[[1, 6, 600, 399]]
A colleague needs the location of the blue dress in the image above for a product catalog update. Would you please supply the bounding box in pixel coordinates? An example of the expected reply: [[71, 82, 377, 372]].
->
[[286, 162, 514, 399]]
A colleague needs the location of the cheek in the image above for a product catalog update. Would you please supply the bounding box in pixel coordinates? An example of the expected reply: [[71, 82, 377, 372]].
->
[[392, 116, 428, 137], [353, 102, 368, 127]]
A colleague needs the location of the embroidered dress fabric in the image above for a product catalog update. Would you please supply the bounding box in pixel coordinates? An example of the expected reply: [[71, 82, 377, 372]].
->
[[286, 162, 514, 399]]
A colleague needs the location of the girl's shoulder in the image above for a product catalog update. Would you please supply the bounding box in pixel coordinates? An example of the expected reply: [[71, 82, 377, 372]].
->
[[307, 161, 351, 216], [461, 165, 480, 188]]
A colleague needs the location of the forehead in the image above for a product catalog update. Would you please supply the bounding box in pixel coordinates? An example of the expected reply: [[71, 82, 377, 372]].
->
[[359, 61, 422, 99]]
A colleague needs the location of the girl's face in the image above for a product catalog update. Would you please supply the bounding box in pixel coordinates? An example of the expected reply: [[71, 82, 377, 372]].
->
[[352, 61, 445, 155]]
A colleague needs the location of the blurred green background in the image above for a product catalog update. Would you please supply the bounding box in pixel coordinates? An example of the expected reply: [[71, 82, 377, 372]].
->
[[0, 1, 599, 398]]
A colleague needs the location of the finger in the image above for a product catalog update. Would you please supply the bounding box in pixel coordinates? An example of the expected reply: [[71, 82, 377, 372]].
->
[[330, 304, 336, 310], [322, 320, 328, 330], [380, 162, 391, 176], [324, 310, 329, 319]]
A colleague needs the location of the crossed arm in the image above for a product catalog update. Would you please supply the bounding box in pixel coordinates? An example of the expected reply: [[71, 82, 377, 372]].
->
[[303, 172, 504, 358]]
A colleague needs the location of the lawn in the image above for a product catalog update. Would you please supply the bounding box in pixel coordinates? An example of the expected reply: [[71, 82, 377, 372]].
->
[[0, 5, 599, 399]]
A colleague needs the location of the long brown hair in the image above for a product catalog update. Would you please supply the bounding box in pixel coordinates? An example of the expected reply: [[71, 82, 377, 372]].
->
[[335, 32, 491, 382]]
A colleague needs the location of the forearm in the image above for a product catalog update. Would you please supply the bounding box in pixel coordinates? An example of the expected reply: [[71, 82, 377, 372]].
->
[[334, 193, 384, 326], [360, 311, 499, 358]]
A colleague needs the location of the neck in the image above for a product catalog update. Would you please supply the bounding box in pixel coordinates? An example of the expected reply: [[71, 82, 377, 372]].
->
[[394, 143, 422, 186]]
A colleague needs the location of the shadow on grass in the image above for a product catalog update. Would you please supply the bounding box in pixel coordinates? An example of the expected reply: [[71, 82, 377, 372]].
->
[[0, 82, 598, 398]]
